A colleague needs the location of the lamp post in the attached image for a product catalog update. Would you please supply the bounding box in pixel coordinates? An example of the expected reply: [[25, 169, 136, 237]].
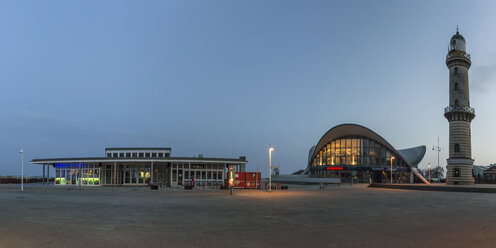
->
[[269, 146, 274, 192], [432, 137, 443, 178], [428, 163, 431, 183], [19, 149, 24, 192], [390, 156, 395, 184]]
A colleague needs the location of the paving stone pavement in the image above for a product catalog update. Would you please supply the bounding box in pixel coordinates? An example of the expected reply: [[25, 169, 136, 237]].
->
[[0, 183, 495, 248]]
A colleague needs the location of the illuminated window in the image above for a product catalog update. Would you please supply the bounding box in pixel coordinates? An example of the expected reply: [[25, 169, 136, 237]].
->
[[319, 150, 323, 166], [352, 139, 358, 148], [322, 148, 327, 165]]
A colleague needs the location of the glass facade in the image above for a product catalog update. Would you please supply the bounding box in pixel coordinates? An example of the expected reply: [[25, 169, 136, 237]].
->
[[55, 163, 100, 186], [39, 148, 246, 188], [310, 136, 411, 183], [54, 162, 231, 187], [172, 163, 225, 187]]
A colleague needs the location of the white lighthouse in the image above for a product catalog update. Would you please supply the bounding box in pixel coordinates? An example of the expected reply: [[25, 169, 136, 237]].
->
[[444, 29, 475, 185]]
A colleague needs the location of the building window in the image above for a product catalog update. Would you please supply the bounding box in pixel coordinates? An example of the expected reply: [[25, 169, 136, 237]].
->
[[139, 153, 144, 158], [113, 153, 118, 158], [126, 153, 131, 158], [158, 153, 163, 158], [107, 153, 111, 158], [454, 143, 460, 152], [454, 83, 459, 90], [455, 99, 459, 106], [119, 153, 124, 157], [454, 168, 460, 177], [145, 153, 150, 158], [132, 153, 137, 158], [454, 67, 458, 75], [152, 153, 157, 158]]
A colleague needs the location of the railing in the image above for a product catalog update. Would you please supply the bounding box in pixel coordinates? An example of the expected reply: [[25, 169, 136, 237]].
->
[[444, 105, 475, 114], [446, 52, 471, 60]]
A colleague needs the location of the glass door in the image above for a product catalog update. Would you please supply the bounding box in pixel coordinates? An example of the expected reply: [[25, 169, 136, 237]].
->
[[125, 166, 130, 184], [177, 169, 183, 186]]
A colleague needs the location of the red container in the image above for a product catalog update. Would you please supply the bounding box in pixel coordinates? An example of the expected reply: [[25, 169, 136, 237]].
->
[[245, 180, 261, 189], [226, 172, 261, 189], [235, 180, 245, 189], [245, 172, 261, 181], [235, 172, 246, 180], [234, 172, 245, 189], [245, 172, 261, 189]]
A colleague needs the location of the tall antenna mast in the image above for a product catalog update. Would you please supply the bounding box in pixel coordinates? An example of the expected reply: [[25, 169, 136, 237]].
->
[[432, 137, 444, 169]]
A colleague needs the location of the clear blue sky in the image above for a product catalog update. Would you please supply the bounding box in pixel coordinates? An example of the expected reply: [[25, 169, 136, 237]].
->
[[1, 0, 496, 176]]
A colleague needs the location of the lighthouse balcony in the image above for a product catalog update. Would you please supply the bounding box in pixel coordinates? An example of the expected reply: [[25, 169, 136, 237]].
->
[[446, 51, 471, 60], [444, 105, 475, 114], [444, 106, 475, 115]]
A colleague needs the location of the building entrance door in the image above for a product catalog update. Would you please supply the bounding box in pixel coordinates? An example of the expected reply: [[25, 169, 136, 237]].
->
[[372, 171, 383, 183], [171, 168, 181, 187], [177, 169, 183, 186]]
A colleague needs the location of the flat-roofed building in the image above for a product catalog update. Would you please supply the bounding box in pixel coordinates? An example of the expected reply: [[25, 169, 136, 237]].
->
[[31, 147, 247, 188]]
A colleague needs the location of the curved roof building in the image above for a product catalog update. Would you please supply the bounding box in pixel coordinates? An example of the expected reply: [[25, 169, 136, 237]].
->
[[304, 124, 428, 184]]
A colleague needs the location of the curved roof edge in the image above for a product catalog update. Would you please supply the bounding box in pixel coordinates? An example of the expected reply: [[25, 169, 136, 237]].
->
[[398, 146, 426, 167], [308, 145, 316, 165]]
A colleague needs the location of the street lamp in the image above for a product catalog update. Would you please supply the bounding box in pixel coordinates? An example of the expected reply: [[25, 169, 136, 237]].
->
[[19, 149, 24, 192], [390, 156, 395, 184], [268, 146, 274, 192], [428, 163, 431, 183]]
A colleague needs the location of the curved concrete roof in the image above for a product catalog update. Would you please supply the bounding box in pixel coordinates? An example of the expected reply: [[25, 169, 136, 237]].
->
[[307, 145, 316, 165], [306, 123, 426, 172], [398, 146, 426, 167]]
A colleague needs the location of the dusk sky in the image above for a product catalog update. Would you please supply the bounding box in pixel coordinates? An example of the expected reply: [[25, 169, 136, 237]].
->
[[1, 0, 496, 176]]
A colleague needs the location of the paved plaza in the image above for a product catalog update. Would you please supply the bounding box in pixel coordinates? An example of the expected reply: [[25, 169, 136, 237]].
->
[[1, 184, 495, 248]]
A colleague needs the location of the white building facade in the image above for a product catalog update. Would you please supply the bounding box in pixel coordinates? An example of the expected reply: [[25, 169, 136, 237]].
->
[[31, 147, 247, 188]]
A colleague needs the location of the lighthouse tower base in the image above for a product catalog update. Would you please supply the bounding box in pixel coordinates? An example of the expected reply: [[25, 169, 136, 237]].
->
[[446, 158, 474, 185]]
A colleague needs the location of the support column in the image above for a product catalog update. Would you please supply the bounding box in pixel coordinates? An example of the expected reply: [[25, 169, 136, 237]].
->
[[223, 163, 226, 181], [42, 164, 46, 185], [151, 161, 154, 184], [170, 164, 173, 187], [47, 165, 50, 186], [182, 163, 185, 186], [113, 161, 117, 187]]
